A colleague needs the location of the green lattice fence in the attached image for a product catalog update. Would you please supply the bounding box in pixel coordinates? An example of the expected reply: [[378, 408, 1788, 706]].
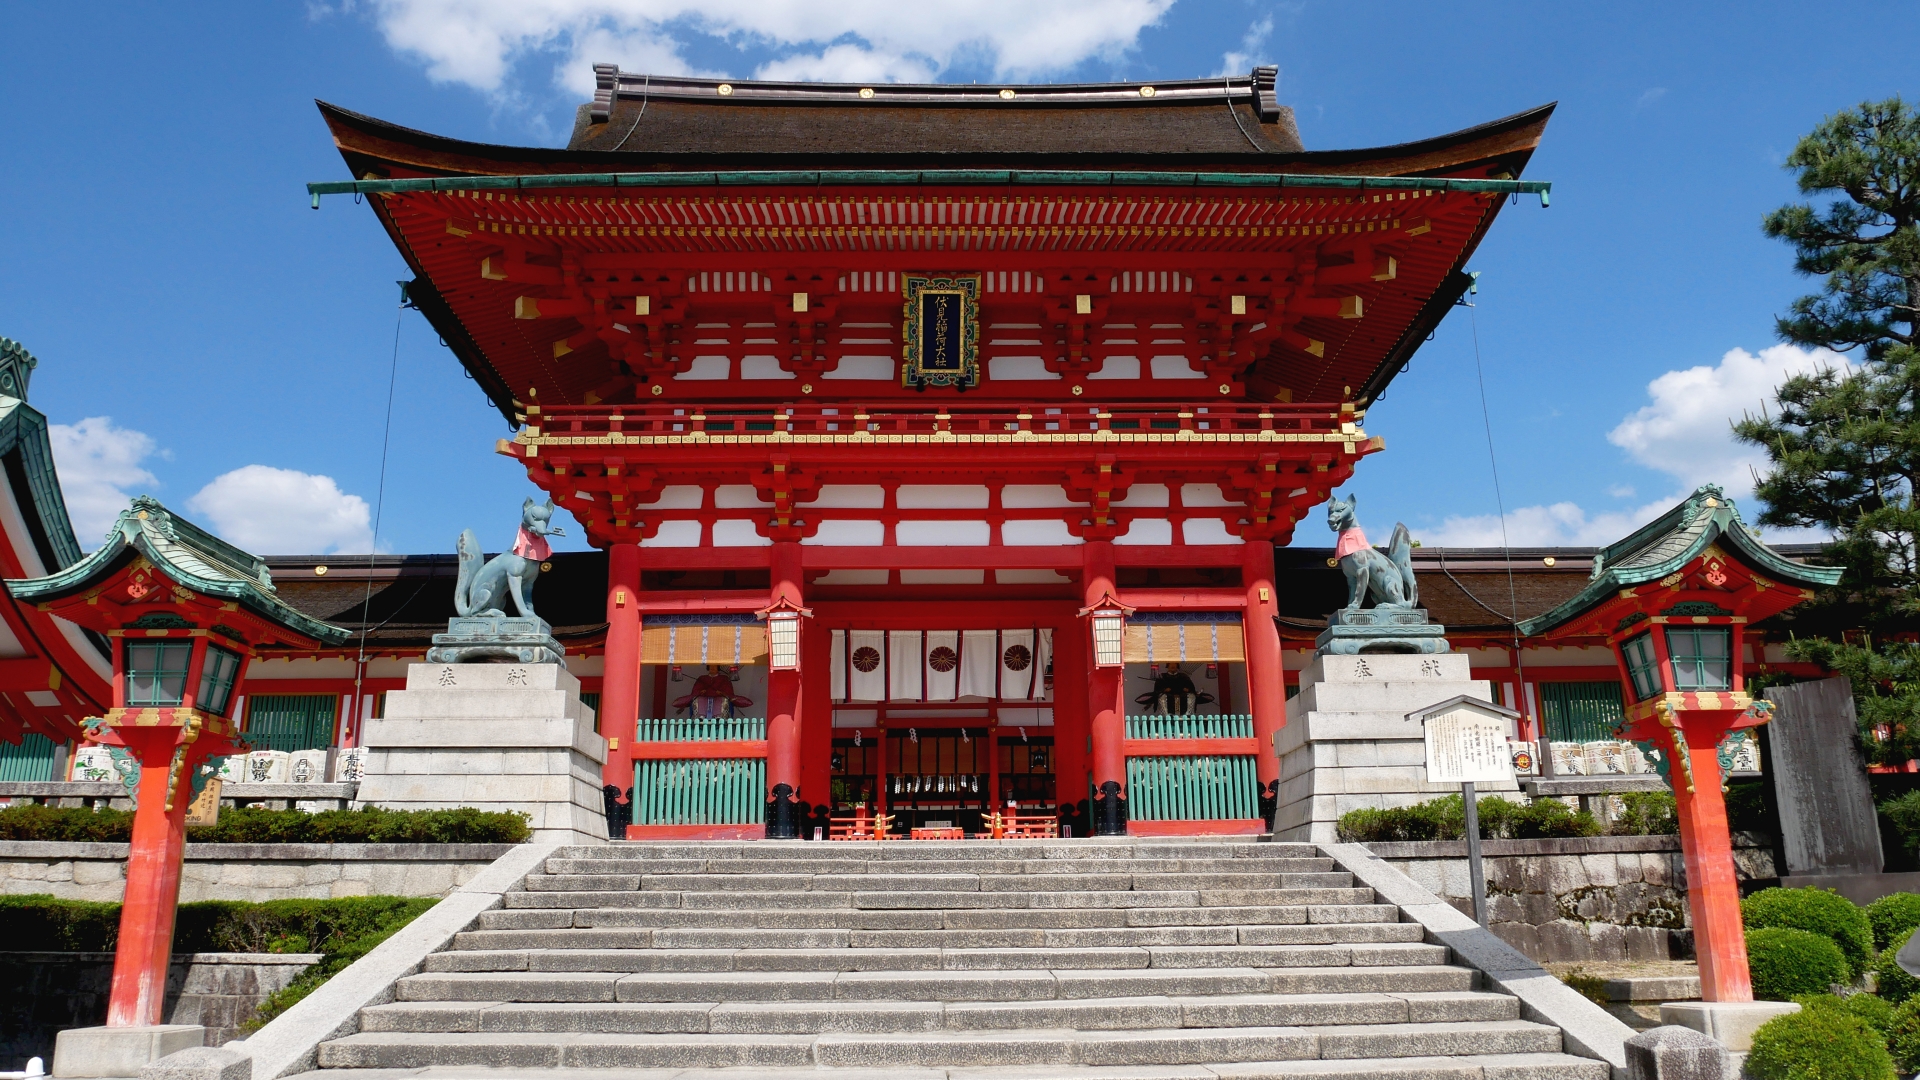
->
[[0, 734, 56, 781], [632, 758, 766, 825], [1124, 714, 1254, 739], [1125, 754, 1260, 820], [244, 694, 339, 752], [634, 717, 766, 742], [1538, 681, 1626, 743]]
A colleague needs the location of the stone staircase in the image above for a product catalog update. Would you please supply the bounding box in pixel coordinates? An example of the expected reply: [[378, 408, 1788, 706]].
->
[[304, 839, 1608, 1078]]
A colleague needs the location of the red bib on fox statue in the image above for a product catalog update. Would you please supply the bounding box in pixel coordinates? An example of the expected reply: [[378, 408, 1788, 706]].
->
[[1333, 527, 1370, 561], [512, 525, 552, 561]]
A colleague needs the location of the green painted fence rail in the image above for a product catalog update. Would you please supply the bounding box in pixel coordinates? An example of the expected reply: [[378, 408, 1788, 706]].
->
[[1538, 682, 1626, 744], [634, 716, 767, 742], [632, 758, 766, 826], [1125, 714, 1255, 740], [1126, 754, 1259, 821]]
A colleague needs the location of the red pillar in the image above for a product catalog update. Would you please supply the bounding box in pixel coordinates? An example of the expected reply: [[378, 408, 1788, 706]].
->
[[766, 542, 804, 838], [1084, 542, 1127, 835], [106, 730, 194, 1027], [600, 543, 643, 790], [1669, 719, 1754, 1002], [1243, 541, 1284, 790]]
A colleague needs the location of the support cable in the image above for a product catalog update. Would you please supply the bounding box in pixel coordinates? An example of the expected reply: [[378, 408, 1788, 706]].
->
[[1466, 299, 1534, 748], [349, 286, 408, 746]]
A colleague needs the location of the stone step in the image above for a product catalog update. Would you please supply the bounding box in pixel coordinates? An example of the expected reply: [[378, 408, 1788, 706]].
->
[[450, 923, 1421, 953], [290, 1052, 1608, 1079], [500, 887, 1378, 910], [360, 990, 1519, 1035], [512, 903, 1391, 931], [395, 964, 1476, 1004], [540, 857, 1341, 876], [519, 872, 1356, 893], [421, 941, 1448, 975], [318, 1019, 1560, 1070], [551, 841, 1320, 860]]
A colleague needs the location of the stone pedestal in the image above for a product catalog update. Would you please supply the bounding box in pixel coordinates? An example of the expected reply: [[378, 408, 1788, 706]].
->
[[52, 1023, 202, 1077], [358, 662, 608, 845], [1661, 1000, 1798, 1056], [1273, 652, 1519, 843]]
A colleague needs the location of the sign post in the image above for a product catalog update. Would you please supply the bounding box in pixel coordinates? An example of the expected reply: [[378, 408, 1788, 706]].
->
[[1411, 694, 1522, 929]]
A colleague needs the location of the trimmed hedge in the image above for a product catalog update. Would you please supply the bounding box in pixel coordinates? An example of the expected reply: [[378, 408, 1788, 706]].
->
[[1747, 1005, 1896, 1080], [1890, 997, 1920, 1074], [0, 804, 530, 845], [1797, 992, 1894, 1036], [1868, 892, 1920, 953], [1609, 791, 1678, 836], [1747, 927, 1851, 1001], [1742, 887, 1875, 976], [0, 893, 435, 954], [1334, 793, 1600, 843]]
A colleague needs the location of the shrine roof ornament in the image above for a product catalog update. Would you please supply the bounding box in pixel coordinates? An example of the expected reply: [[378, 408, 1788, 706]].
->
[[1516, 485, 1843, 639], [4, 496, 351, 648]]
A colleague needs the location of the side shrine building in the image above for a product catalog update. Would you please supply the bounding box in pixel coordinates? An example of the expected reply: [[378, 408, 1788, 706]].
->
[[0, 68, 1835, 843]]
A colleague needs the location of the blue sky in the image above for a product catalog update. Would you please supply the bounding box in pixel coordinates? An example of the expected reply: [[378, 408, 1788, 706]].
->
[[0, 1, 1911, 557]]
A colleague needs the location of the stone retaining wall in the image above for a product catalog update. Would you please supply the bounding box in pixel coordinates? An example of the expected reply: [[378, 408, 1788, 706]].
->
[[0, 951, 318, 1065], [1363, 834, 1779, 964], [0, 842, 517, 902]]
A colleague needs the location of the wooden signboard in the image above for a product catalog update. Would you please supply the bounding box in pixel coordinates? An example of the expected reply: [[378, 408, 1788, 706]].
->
[[184, 778, 222, 828]]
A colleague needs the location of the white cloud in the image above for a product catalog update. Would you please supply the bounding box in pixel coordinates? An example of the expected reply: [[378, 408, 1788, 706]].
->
[[1636, 87, 1668, 110], [1215, 14, 1274, 76], [1607, 343, 1846, 495], [362, 0, 1177, 98], [1418, 344, 1846, 548], [48, 417, 161, 547], [187, 466, 375, 555]]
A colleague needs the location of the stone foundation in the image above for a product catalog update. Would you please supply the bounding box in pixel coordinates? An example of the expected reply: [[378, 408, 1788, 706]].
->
[[1364, 834, 1780, 963], [358, 662, 608, 845]]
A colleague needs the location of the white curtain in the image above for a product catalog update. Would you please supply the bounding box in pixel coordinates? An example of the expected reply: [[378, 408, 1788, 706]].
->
[[924, 630, 961, 701], [960, 630, 999, 699], [888, 630, 923, 701], [846, 629, 886, 702]]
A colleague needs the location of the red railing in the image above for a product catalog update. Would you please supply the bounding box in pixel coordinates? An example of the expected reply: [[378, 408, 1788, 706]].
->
[[524, 401, 1354, 440]]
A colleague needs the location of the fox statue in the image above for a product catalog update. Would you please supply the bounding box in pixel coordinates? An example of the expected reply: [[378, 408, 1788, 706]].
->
[[1326, 493, 1418, 611], [454, 498, 566, 619]]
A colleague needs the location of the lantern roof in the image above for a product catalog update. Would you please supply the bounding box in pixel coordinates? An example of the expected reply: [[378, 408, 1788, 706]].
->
[[4, 496, 351, 648], [1516, 485, 1843, 639]]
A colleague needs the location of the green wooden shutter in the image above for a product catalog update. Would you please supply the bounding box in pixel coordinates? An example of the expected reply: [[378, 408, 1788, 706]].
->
[[245, 694, 340, 752], [1125, 755, 1259, 820], [0, 734, 56, 781], [1538, 681, 1627, 743]]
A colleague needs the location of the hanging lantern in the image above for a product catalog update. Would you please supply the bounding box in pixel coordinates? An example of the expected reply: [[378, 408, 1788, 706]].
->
[[1206, 662, 1218, 680], [1080, 592, 1133, 669], [757, 596, 812, 672]]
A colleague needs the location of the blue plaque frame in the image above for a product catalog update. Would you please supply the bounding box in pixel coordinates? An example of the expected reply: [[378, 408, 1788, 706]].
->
[[901, 274, 981, 389]]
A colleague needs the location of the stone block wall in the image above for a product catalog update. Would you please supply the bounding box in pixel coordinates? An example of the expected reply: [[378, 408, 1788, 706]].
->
[[0, 842, 516, 902], [1365, 834, 1779, 963], [0, 951, 317, 1065]]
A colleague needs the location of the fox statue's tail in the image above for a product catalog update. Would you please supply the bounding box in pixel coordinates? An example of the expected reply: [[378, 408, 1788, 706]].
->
[[1387, 523, 1418, 608], [452, 528, 483, 617]]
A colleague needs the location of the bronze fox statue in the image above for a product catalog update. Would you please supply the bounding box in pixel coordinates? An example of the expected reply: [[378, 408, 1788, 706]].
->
[[454, 498, 566, 619], [1327, 493, 1418, 611]]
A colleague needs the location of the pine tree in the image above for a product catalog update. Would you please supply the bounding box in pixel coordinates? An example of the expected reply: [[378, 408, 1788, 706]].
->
[[1735, 98, 1920, 762]]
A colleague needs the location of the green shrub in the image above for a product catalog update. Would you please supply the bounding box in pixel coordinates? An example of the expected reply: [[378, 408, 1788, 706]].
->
[[1558, 968, 1609, 1005], [1747, 927, 1851, 1000], [0, 804, 530, 845], [242, 900, 435, 1031], [1609, 791, 1678, 836], [1747, 1005, 1895, 1080], [0, 893, 123, 950], [0, 804, 132, 842], [1795, 992, 1894, 1035], [1868, 892, 1920, 952], [1335, 794, 1600, 843], [1876, 929, 1920, 1004], [1889, 997, 1920, 1073], [0, 894, 437, 954], [1742, 887, 1874, 976]]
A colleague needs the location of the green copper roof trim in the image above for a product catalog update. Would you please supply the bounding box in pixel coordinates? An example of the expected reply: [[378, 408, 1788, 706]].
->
[[5, 496, 351, 646], [308, 171, 1551, 208], [0, 396, 84, 573], [1516, 484, 1843, 638]]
